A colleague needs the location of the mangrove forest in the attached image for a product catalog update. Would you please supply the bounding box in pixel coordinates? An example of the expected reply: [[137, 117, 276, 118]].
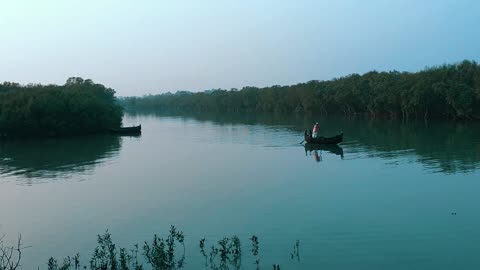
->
[[0, 77, 123, 138], [121, 60, 480, 120]]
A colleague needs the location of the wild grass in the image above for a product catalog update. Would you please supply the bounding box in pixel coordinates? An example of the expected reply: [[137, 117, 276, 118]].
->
[[1, 227, 298, 270]]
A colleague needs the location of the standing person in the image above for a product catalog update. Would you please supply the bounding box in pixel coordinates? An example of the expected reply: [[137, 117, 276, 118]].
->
[[312, 122, 320, 138]]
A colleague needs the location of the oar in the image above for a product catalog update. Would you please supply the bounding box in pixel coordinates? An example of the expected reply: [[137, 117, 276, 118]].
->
[[299, 140, 305, 144]]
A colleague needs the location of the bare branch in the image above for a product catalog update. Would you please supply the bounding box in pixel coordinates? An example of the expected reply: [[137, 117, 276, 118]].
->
[[0, 234, 28, 270]]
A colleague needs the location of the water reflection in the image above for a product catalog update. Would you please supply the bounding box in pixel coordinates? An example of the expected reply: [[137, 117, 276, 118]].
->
[[290, 240, 300, 261], [0, 135, 121, 184], [128, 110, 480, 174], [304, 144, 344, 161]]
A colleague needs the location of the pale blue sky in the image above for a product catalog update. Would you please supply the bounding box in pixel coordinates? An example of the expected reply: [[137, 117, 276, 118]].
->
[[1, 0, 479, 96]]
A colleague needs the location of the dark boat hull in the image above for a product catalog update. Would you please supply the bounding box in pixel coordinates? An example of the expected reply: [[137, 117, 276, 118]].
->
[[109, 125, 141, 135], [305, 132, 343, 145]]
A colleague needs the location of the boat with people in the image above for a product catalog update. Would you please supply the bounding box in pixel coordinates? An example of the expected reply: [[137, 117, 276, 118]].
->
[[109, 125, 141, 135]]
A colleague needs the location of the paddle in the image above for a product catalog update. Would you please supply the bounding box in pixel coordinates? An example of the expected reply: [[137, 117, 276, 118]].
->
[[299, 140, 305, 145]]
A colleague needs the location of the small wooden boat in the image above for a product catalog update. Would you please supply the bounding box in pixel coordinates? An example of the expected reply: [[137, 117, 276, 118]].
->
[[109, 125, 141, 135], [304, 131, 343, 145]]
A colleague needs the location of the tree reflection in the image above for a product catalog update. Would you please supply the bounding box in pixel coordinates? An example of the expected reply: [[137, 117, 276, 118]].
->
[[0, 135, 121, 184], [128, 110, 480, 174]]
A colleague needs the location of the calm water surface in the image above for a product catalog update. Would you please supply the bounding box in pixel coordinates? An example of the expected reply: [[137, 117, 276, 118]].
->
[[1, 112, 480, 269]]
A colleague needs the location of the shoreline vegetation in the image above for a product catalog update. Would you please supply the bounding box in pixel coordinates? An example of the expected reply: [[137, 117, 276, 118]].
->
[[0, 77, 123, 139], [1, 60, 478, 139], [120, 60, 480, 121], [1, 227, 291, 270]]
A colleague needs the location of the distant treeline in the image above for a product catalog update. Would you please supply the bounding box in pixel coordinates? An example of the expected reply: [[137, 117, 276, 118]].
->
[[121, 60, 480, 120], [0, 77, 123, 138]]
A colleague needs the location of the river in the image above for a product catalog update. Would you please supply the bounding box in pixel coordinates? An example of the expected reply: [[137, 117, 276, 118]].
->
[[1, 112, 480, 269]]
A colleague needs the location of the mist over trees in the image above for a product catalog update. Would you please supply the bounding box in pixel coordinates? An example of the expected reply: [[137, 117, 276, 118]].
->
[[121, 60, 480, 120], [0, 77, 123, 137]]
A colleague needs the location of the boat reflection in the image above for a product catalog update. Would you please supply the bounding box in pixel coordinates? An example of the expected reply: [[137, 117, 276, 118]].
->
[[304, 143, 344, 161]]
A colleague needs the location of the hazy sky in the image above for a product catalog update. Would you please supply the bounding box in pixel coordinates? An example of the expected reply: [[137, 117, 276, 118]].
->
[[1, 0, 479, 96]]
